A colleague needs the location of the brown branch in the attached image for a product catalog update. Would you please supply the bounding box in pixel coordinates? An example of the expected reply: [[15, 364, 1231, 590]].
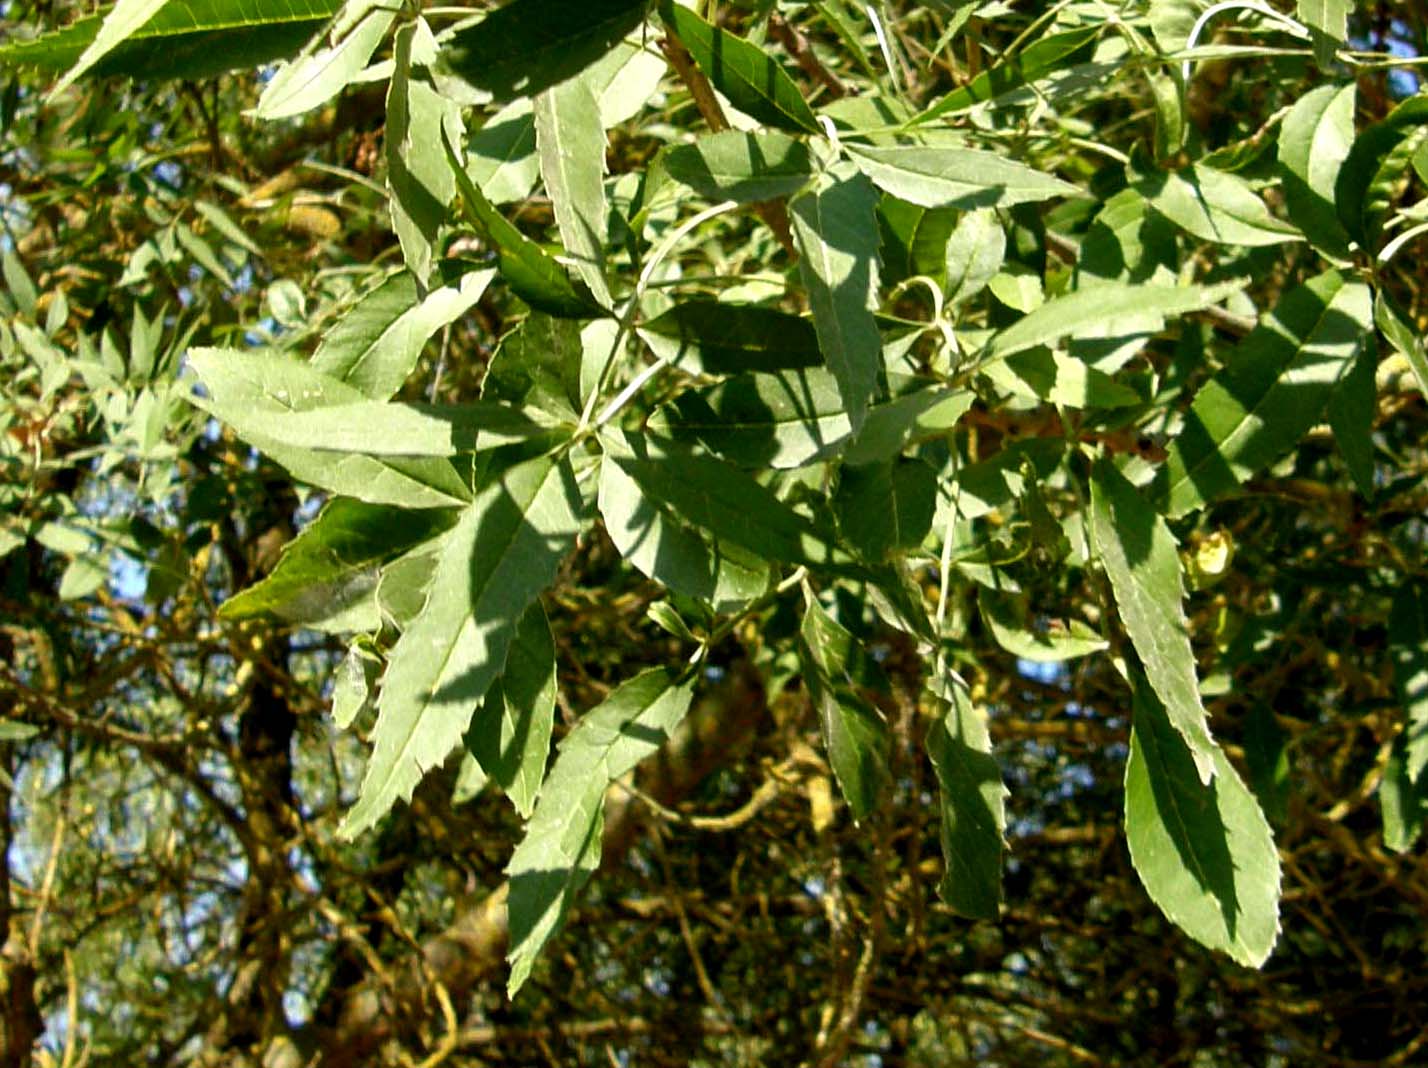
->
[[769, 14, 848, 99]]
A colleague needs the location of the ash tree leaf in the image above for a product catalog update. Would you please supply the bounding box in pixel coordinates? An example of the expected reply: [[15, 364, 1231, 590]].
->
[[1136, 164, 1303, 246], [534, 73, 613, 308], [877, 196, 958, 288], [483, 313, 586, 421], [340, 454, 586, 838], [657, 1, 819, 134], [637, 301, 822, 375], [944, 208, 1005, 305], [790, 166, 883, 436], [1151, 271, 1372, 517], [388, 23, 461, 284], [1077, 188, 1180, 287], [466, 98, 540, 205], [1335, 95, 1428, 248], [256, 0, 396, 120], [1278, 83, 1355, 259], [219, 499, 458, 633], [984, 348, 1142, 409], [466, 601, 557, 818], [1390, 583, 1428, 784], [1381, 735, 1425, 853], [912, 24, 1101, 123], [1089, 458, 1217, 784], [660, 131, 816, 204], [800, 598, 891, 821], [833, 459, 936, 561], [1125, 671, 1281, 968], [1376, 291, 1428, 399], [978, 589, 1108, 663], [438, 0, 649, 104], [925, 671, 1007, 920], [1298, 0, 1349, 66], [1325, 340, 1377, 496], [311, 268, 495, 400], [846, 144, 1081, 211], [507, 669, 695, 995], [50, 0, 174, 97]]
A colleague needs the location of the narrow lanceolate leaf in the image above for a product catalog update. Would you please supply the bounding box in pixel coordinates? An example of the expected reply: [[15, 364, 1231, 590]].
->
[[1335, 95, 1428, 247], [50, 0, 171, 97], [790, 168, 883, 435], [846, 144, 1080, 211], [220, 500, 457, 632], [944, 209, 1005, 305], [658, 1, 819, 133], [187, 348, 475, 508], [1090, 458, 1217, 783], [979, 590, 1108, 663], [467, 99, 540, 205], [1381, 736, 1425, 852], [388, 24, 460, 284], [444, 124, 604, 318], [598, 450, 770, 609], [1, 0, 340, 80], [638, 302, 822, 375], [439, 0, 648, 103], [1125, 673, 1281, 967], [1151, 271, 1372, 517], [1297, 0, 1349, 66], [1136, 164, 1303, 246], [484, 313, 586, 421], [660, 131, 815, 204], [912, 24, 1101, 123], [833, 459, 937, 561], [877, 197, 958, 287], [984, 349, 1141, 409], [256, 0, 395, 120], [466, 601, 557, 818], [1390, 584, 1428, 783], [1278, 83, 1355, 259], [801, 599, 891, 821], [1376, 292, 1428, 399], [535, 74, 612, 308], [340, 454, 585, 838], [507, 669, 695, 995], [925, 671, 1007, 920], [311, 269, 494, 399]]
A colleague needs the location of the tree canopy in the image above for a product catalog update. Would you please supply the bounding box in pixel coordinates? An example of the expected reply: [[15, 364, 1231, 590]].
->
[[2, 0, 1428, 1064]]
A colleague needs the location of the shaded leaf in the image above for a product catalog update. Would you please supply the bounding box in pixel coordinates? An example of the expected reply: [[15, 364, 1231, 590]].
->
[[1136, 164, 1303, 246], [1390, 583, 1428, 783], [638, 301, 822, 375], [256, 0, 395, 120], [833, 459, 936, 560], [1278, 83, 1355, 259], [944, 208, 1005, 305], [535, 74, 612, 307], [660, 130, 815, 203], [979, 589, 1107, 663], [1381, 735, 1425, 853], [1335, 95, 1428, 248], [1325, 340, 1377, 496], [484, 313, 586, 420], [847, 143, 1080, 211], [913, 24, 1101, 123]]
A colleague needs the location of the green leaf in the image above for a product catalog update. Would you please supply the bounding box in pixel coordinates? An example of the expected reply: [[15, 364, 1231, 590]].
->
[[944, 208, 1005, 305], [219, 499, 458, 632], [984, 348, 1142, 409], [1089, 458, 1217, 783], [846, 144, 1081, 211], [466, 99, 540, 205], [187, 348, 476, 508], [1390, 583, 1428, 784], [637, 301, 822, 375], [1297, 0, 1349, 66], [1151, 271, 1372, 517], [340, 454, 585, 838], [1325, 340, 1376, 496], [0, 720, 40, 743], [311, 268, 494, 400], [1136, 164, 1303, 246], [484, 313, 586, 421], [1335, 95, 1428, 248], [658, 1, 818, 133], [790, 167, 883, 435], [833, 459, 936, 561], [507, 669, 695, 995], [597, 448, 770, 609], [1243, 703, 1290, 826], [660, 130, 815, 203], [439, 0, 648, 104], [388, 24, 461, 284], [979, 589, 1108, 663], [1376, 291, 1428, 399], [332, 645, 377, 729], [255, 0, 396, 120], [0, 0, 340, 80], [466, 601, 557, 818], [1078, 188, 1179, 287], [925, 671, 1007, 920], [1381, 736, 1425, 853], [800, 598, 891, 821], [877, 196, 957, 288], [912, 24, 1101, 124], [1278, 83, 1355, 259], [1125, 672, 1281, 968], [600, 429, 850, 570], [51, 0, 173, 96], [444, 122, 604, 319], [2, 248, 37, 318], [535, 73, 612, 308]]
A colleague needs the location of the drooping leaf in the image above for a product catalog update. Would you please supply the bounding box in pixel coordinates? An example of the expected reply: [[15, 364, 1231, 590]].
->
[[1278, 83, 1355, 259], [255, 0, 395, 120], [1335, 95, 1428, 248], [1376, 291, 1428, 399], [311, 268, 494, 399], [340, 454, 586, 837], [1298, 0, 1349, 66], [637, 301, 822, 375], [1151, 271, 1372, 517], [660, 130, 816, 203], [657, 1, 819, 134], [597, 448, 771, 609], [790, 166, 883, 435], [51, 0, 178, 95], [466, 98, 540, 205], [1125, 672, 1281, 968], [832, 459, 936, 560], [220, 500, 458, 632], [1243, 703, 1291, 826], [877, 196, 958, 287], [1381, 735, 1425, 852], [1325, 340, 1377, 496], [1136, 164, 1303, 246], [439, 0, 649, 103], [944, 208, 1005, 305], [979, 589, 1108, 663], [984, 348, 1142, 409], [1077, 188, 1179, 287], [1089, 458, 1217, 783], [800, 598, 891, 821], [466, 601, 557, 818], [846, 143, 1081, 211], [1390, 583, 1428, 784], [534, 73, 612, 307], [507, 669, 695, 995], [484, 313, 586, 421], [332, 644, 378, 729], [925, 671, 1007, 920]]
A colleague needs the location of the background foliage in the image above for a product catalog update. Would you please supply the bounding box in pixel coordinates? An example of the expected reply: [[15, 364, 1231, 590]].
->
[[3, 0, 1428, 1064]]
